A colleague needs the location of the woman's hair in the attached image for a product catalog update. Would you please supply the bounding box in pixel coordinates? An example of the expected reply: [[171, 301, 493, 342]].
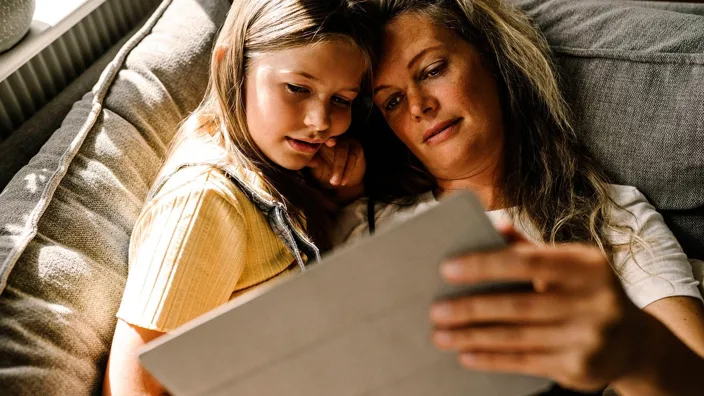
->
[[361, 0, 623, 255], [160, 0, 377, 251]]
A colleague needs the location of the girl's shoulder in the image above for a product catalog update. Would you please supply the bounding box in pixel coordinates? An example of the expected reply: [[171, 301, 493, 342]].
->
[[144, 165, 250, 221]]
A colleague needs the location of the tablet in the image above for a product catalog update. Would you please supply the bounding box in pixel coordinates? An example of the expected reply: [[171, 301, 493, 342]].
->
[[139, 191, 552, 396]]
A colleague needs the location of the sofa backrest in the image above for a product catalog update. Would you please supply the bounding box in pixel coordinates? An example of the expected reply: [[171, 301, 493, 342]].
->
[[0, 0, 230, 394], [509, 0, 704, 258]]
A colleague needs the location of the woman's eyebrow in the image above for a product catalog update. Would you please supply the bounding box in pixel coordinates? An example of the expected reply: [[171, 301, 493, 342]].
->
[[406, 44, 443, 69], [374, 44, 444, 94]]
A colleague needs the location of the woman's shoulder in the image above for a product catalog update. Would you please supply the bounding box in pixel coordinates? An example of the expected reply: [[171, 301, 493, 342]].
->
[[605, 184, 661, 221]]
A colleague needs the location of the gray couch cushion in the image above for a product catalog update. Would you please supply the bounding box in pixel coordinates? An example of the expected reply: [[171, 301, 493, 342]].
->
[[0, 0, 230, 394], [508, 0, 704, 258]]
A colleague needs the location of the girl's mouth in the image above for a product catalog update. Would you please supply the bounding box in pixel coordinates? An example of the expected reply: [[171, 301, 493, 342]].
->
[[286, 137, 322, 154]]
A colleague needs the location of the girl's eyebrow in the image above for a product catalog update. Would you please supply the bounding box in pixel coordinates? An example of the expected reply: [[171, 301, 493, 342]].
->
[[282, 70, 360, 93]]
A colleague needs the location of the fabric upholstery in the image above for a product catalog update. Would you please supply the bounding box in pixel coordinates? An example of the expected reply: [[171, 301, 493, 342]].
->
[[0, 0, 230, 394], [508, 0, 704, 258]]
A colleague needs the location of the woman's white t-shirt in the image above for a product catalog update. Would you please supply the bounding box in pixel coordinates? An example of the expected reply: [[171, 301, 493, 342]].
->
[[334, 184, 704, 309]]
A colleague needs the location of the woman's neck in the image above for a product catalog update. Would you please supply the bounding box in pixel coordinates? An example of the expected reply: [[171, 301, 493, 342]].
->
[[433, 155, 505, 210]]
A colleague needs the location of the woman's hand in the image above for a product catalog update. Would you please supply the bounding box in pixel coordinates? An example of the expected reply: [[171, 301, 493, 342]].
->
[[307, 137, 365, 200], [430, 225, 647, 392]]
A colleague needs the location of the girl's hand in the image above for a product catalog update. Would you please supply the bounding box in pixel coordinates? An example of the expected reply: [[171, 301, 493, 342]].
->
[[307, 137, 365, 191], [430, 225, 646, 391]]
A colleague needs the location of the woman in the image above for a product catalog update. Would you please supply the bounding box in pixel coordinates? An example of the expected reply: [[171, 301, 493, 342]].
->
[[339, 0, 704, 395]]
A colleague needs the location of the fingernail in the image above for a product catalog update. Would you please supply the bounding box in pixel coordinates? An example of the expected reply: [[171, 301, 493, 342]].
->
[[330, 175, 340, 185], [433, 331, 453, 346], [440, 261, 462, 279], [460, 353, 476, 366], [430, 304, 452, 321]]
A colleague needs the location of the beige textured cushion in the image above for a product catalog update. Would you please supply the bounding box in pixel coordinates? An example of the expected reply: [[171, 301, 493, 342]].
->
[[0, 0, 230, 394]]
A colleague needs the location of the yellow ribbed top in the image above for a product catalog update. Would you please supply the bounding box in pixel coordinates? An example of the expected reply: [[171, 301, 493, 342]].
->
[[116, 166, 298, 332]]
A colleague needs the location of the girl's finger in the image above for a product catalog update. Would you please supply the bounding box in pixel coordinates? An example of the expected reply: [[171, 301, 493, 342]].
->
[[341, 151, 358, 186], [432, 323, 582, 352], [330, 141, 349, 186], [307, 154, 321, 169], [430, 292, 583, 326], [341, 142, 363, 185], [325, 137, 337, 147]]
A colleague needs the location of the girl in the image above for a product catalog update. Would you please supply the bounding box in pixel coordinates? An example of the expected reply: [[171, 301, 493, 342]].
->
[[103, 1, 373, 394]]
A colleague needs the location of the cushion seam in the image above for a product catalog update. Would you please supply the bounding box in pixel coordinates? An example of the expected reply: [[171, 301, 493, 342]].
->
[[0, 0, 175, 294], [552, 46, 704, 66]]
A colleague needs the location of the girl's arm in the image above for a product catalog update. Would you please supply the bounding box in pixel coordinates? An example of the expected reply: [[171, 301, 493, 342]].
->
[[105, 168, 251, 395], [103, 320, 168, 396]]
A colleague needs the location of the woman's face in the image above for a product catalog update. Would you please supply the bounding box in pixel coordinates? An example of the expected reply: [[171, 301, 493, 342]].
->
[[245, 39, 366, 170], [372, 13, 505, 178]]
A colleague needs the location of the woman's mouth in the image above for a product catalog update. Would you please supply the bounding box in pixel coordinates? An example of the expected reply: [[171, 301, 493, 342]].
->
[[286, 137, 322, 154], [423, 118, 462, 145]]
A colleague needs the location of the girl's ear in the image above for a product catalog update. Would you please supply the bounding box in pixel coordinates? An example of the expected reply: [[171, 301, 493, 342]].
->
[[214, 46, 228, 64]]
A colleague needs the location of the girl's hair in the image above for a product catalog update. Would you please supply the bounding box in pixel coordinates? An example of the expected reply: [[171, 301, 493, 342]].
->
[[160, 0, 377, 251], [361, 0, 623, 255]]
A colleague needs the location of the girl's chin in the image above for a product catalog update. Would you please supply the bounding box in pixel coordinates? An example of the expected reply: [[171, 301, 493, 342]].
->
[[272, 153, 314, 171]]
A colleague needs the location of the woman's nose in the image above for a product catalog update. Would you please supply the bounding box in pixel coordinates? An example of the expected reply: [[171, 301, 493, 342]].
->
[[408, 89, 437, 120], [303, 100, 331, 133]]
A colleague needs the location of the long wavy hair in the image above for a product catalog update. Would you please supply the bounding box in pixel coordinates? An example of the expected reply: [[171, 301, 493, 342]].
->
[[157, 0, 376, 251], [361, 0, 626, 256]]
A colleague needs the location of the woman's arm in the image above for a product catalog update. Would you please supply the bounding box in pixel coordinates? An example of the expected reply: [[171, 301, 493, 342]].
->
[[610, 297, 704, 396], [103, 320, 168, 396], [429, 226, 704, 395]]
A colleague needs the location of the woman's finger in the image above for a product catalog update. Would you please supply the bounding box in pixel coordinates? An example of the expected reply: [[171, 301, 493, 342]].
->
[[432, 323, 583, 352], [330, 140, 349, 186], [495, 222, 530, 244], [457, 351, 564, 381], [430, 292, 583, 326], [440, 244, 607, 290]]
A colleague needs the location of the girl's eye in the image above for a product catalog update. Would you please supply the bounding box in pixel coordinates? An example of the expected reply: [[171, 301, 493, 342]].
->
[[385, 95, 403, 112], [286, 84, 309, 94], [332, 96, 352, 107]]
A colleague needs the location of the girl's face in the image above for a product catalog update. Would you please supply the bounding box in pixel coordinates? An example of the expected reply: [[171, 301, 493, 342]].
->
[[372, 13, 505, 178], [245, 39, 367, 170]]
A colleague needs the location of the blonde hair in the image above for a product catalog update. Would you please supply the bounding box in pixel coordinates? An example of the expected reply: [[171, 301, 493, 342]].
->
[[159, 0, 376, 250], [362, 0, 638, 259]]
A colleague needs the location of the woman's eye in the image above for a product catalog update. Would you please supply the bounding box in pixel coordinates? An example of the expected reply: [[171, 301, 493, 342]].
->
[[424, 62, 446, 79], [385, 95, 402, 111], [286, 84, 309, 94], [332, 96, 352, 107]]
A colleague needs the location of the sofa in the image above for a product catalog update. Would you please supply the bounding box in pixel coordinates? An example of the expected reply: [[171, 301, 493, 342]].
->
[[0, 0, 702, 394]]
